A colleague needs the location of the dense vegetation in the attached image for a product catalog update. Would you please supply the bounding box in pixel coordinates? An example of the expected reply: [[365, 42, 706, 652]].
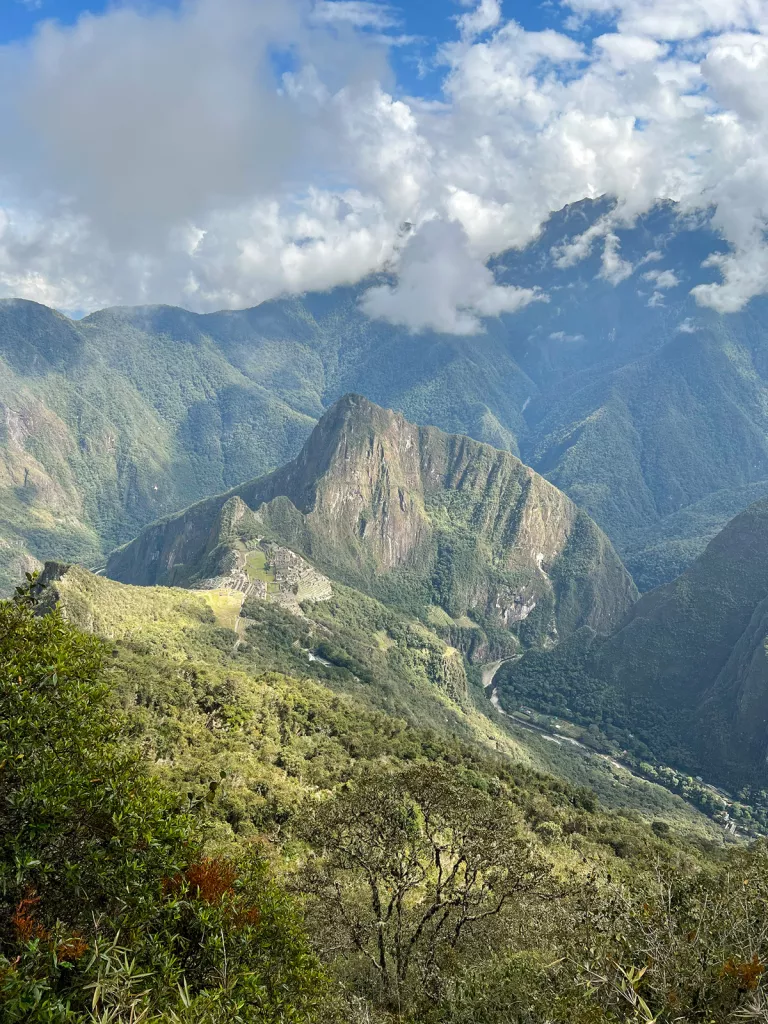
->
[[0, 577, 323, 1022], [5, 573, 768, 1022]]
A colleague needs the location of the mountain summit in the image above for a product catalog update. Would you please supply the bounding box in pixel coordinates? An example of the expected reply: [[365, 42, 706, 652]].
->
[[106, 395, 637, 648]]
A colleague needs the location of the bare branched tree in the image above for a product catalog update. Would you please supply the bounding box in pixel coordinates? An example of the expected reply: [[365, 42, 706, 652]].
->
[[296, 765, 553, 1005]]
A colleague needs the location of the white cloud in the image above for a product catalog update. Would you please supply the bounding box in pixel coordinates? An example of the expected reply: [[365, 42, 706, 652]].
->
[[4, 0, 768, 322], [643, 268, 679, 288], [639, 249, 663, 265], [549, 330, 585, 341], [677, 317, 697, 332], [643, 267, 679, 305], [312, 2, 399, 30], [594, 32, 667, 69], [457, 0, 502, 40], [564, 0, 767, 41], [552, 218, 612, 268], [551, 218, 635, 283], [600, 231, 634, 284], [361, 220, 545, 334]]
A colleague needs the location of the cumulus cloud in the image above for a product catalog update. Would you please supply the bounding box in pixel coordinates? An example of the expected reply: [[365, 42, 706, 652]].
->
[[642, 267, 679, 305], [564, 0, 767, 40], [550, 217, 634, 284], [600, 232, 635, 284], [644, 268, 679, 288], [456, 0, 502, 40], [361, 220, 545, 334], [4, 0, 768, 323]]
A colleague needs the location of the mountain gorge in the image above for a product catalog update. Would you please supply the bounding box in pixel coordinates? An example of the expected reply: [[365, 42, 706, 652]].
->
[[496, 496, 768, 790]]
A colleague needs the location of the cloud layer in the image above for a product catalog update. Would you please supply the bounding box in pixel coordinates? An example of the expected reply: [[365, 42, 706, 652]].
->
[[2, 0, 768, 328]]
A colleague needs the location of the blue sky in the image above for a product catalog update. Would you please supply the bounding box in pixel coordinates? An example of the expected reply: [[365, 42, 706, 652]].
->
[[2, 1, 561, 44]]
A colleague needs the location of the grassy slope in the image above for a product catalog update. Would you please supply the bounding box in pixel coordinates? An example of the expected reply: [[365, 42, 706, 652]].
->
[[49, 565, 721, 840]]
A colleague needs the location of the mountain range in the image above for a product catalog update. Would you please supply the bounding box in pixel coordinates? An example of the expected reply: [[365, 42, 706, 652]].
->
[[6, 197, 768, 597], [103, 393, 768, 797], [10, 243, 768, 1020]]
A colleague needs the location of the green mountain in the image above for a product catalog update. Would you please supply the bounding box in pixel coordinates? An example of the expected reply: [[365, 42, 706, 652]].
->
[[0, 298, 315, 592], [6, 198, 768, 595], [0, 291, 532, 596], [106, 395, 637, 650], [496, 496, 768, 790]]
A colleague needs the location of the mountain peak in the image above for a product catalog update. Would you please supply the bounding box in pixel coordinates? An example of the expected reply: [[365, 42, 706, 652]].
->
[[106, 399, 637, 648]]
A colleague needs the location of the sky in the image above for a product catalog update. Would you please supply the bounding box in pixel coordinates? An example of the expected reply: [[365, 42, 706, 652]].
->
[[2, 0, 768, 330]]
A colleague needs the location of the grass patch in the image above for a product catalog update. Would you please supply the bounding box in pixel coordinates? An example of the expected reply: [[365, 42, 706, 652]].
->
[[425, 605, 455, 629], [246, 548, 276, 585], [202, 590, 244, 631]]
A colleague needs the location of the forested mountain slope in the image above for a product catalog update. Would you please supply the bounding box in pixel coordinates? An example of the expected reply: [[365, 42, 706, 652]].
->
[[496, 497, 768, 790], [106, 395, 637, 648], [39, 559, 720, 833], [8, 562, 760, 1024], [5, 198, 768, 592]]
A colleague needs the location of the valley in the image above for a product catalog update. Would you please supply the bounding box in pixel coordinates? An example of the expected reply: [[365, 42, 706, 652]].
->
[[482, 657, 759, 840], [6, 357, 768, 1023]]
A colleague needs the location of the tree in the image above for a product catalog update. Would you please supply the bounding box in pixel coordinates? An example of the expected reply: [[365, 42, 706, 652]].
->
[[297, 764, 553, 1006]]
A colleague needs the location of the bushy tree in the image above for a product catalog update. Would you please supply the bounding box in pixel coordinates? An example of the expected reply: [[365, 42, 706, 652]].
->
[[297, 764, 553, 1008]]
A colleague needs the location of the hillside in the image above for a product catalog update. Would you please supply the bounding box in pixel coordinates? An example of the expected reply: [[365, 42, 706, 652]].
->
[[37, 560, 721, 833], [0, 294, 530, 594], [105, 395, 637, 649], [496, 497, 768, 791], [9, 563, 765, 1024], [0, 298, 315, 592]]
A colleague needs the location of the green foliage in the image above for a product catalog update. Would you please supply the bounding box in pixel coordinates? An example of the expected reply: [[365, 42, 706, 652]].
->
[[9, 567, 768, 1023], [0, 578, 323, 1023], [297, 764, 553, 1007]]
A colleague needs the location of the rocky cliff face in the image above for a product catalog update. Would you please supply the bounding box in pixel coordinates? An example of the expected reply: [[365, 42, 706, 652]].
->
[[107, 395, 637, 646]]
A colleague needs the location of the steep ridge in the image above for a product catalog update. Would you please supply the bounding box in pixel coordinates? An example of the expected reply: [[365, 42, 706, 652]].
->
[[496, 497, 768, 787], [107, 395, 637, 649], [0, 298, 314, 592]]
